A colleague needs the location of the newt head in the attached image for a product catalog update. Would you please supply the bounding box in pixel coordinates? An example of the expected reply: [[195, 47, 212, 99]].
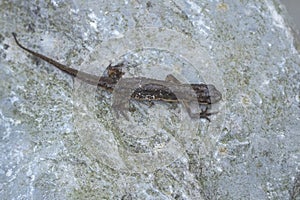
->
[[206, 84, 222, 103], [191, 84, 222, 104]]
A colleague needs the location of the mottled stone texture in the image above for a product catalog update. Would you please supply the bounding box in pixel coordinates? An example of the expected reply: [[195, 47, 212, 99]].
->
[[0, 0, 299, 199]]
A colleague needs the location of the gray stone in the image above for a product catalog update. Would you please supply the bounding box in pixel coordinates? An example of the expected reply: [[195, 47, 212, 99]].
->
[[0, 0, 299, 199]]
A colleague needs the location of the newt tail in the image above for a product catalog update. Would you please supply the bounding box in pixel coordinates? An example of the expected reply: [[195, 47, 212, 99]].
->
[[12, 32, 119, 90]]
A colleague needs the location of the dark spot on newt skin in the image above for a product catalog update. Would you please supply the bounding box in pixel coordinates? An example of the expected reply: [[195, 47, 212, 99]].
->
[[12, 32, 222, 121]]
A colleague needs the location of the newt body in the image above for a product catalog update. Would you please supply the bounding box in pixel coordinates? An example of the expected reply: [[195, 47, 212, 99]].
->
[[12, 32, 222, 121]]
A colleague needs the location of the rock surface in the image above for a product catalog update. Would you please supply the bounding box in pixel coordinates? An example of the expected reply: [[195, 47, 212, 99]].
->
[[0, 0, 299, 199]]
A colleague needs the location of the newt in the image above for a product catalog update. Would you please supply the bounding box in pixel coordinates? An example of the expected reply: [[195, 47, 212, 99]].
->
[[12, 32, 222, 121]]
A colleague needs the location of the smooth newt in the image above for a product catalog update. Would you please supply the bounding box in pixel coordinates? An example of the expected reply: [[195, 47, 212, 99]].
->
[[12, 32, 222, 121]]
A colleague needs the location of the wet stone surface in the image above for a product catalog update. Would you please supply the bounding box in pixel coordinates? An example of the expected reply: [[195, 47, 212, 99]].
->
[[0, 0, 299, 199]]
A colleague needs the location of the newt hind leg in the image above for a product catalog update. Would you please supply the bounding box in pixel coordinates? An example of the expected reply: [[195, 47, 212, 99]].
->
[[103, 62, 125, 81]]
